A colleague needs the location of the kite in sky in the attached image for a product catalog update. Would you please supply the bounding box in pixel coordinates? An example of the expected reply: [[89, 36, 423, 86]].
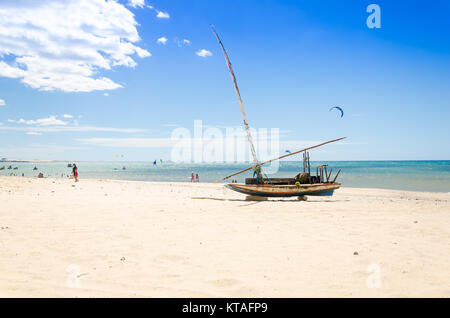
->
[[330, 106, 344, 118]]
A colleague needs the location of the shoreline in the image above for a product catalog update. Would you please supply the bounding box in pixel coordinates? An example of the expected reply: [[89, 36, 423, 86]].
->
[[0, 175, 449, 194], [1, 176, 449, 297]]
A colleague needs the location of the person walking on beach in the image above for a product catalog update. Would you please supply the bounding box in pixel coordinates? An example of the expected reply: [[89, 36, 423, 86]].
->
[[72, 163, 79, 182], [191, 172, 194, 182], [195, 173, 199, 183]]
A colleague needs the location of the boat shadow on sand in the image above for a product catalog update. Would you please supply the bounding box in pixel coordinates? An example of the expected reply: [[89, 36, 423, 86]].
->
[[191, 197, 350, 205]]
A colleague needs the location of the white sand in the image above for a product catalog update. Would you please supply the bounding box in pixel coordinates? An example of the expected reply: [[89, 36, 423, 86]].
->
[[0, 176, 449, 297]]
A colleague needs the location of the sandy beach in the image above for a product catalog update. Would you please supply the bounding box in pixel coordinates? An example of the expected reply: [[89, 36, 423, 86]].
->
[[0, 176, 449, 297]]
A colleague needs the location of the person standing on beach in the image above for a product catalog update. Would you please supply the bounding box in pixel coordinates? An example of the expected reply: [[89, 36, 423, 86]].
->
[[72, 163, 79, 182], [191, 172, 194, 182], [195, 174, 199, 183]]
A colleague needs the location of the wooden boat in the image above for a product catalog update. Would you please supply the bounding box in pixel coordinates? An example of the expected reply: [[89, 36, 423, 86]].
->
[[226, 182, 341, 197], [212, 26, 346, 198]]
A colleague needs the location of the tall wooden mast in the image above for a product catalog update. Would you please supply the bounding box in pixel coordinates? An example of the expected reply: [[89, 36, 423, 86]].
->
[[211, 26, 260, 169]]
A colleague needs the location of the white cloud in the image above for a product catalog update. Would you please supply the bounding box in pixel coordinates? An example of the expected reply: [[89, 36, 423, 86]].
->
[[8, 116, 68, 126], [62, 114, 73, 119], [104, 93, 109, 96], [143, 4, 170, 19], [0, 125, 147, 134], [77, 137, 176, 148], [157, 37, 168, 45], [0, 99, 5, 106], [1, 144, 88, 160], [26, 131, 42, 136], [156, 11, 170, 19], [127, 0, 145, 8], [0, 0, 150, 92], [196, 49, 213, 58], [0, 62, 26, 79], [183, 39, 191, 45]]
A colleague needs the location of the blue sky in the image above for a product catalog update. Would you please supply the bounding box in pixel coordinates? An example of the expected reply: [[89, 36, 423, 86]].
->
[[0, 0, 449, 161]]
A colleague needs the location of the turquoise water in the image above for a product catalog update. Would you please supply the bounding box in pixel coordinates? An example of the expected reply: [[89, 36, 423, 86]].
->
[[1, 161, 449, 192]]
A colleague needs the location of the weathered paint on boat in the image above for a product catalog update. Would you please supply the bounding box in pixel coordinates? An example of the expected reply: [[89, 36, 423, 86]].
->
[[226, 182, 341, 197]]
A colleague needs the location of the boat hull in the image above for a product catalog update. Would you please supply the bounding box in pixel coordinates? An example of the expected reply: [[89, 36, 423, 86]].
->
[[226, 182, 341, 197]]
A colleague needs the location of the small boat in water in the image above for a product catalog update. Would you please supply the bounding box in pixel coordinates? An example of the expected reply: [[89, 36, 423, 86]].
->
[[67, 163, 73, 168], [211, 27, 345, 199], [7, 165, 12, 170], [33, 166, 38, 171]]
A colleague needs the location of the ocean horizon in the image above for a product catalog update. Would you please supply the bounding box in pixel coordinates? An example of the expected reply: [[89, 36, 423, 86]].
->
[[1, 160, 449, 193]]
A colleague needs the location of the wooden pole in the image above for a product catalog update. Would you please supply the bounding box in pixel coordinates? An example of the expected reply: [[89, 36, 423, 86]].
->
[[211, 26, 259, 168], [303, 152, 305, 172], [215, 137, 347, 183], [332, 169, 342, 183], [259, 137, 346, 167], [307, 152, 310, 175]]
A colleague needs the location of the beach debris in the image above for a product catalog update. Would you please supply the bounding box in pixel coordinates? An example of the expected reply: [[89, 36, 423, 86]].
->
[[353, 251, 359, 256], [120, 257, 126, 262], [414, 221, 418, 224]]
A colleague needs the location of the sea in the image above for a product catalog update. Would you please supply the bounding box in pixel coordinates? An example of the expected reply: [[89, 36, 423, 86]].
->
[[1, 161, 449, 193]]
